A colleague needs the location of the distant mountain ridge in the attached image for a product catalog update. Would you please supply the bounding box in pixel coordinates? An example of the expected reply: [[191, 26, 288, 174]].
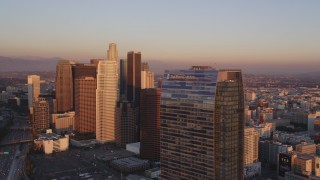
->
[[0, 56, 61, 72], [0, 56, 319, 78]]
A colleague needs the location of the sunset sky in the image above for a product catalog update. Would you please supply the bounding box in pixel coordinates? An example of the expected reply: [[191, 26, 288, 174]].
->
[[0, 1, 319, 73]]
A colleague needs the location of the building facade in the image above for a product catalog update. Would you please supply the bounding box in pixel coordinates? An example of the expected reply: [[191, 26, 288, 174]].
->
[[160, 67, 244, 179], [141, 71, 154, 89], [278, 152, 297, 178], [96, 44, 118, 142], [75, 77, 96, 135], [127, 51, 141, 105], [28, 75, 40, 108], [115, 101, 137, 148], [52, 112, 75, 134], [244, 127, 259, 166], [72, 63, 97, 108], [140, 88, 161, 162], [141, 62, 154, 89], [119, 59, 128, 100], [296, 142, 316, 154], [31, 98, 50, 133], [56, 60, 76, 112]]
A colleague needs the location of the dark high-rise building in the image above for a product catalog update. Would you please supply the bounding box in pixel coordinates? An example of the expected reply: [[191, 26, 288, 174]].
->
[[119, 51, 141, 141], [160, 67, 244, 180], [30, 98, 50, 133], [56, 60, 76, 112], [119, 59, 128, 100], [115, 101, 137, 148], [72, 63, 97, 79], [140, 88, 161, 162], [127, 51, 141, 105], [72, 63, 97, 113], [258, 140, 270, 164], [75, 77, 96, 135]]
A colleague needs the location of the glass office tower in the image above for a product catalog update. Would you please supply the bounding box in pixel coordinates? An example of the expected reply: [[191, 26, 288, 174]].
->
[[160, 66, 244, 180]]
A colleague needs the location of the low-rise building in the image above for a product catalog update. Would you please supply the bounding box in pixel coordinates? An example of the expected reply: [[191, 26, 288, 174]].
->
[[145, 167, 160, 179], [34, 129, 69, 154], [244, 162, 261, 180], [52, 112, 75, 134], [296, 142, 316, 154], [284, 154, 320, 179], [254, 122, 275, 138], [110, 157, 149, 174], [126, 142, 140, 155]]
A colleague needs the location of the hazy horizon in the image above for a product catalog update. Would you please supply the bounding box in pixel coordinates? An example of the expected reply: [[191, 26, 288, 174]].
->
[[0, 55, 319, 75], [1, 1, 320, 74]]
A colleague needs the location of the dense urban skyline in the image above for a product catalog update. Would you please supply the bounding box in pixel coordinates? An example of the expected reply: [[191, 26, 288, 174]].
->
[[1, 1, 320, 179], [1, 42, 320, 179], [1, 1, 320, 74]]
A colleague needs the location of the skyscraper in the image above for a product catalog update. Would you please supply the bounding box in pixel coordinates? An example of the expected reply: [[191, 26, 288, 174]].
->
[[127, 51, 141, 105], [119, 59, 128, 100], [140, 88, 161, 162], [115, 101, 137, 148], [141, 62, 154, 89], [116, 56, 141, 148], [56, 60, 76, 112], [72, 62, 97, 136], [30, 97, 50, 133], [75, 77, 96, 135], [96, 43, 118, 142], [72, 63, 97, 80], [28, 75, 40, 108], [127, 51, 142, 140], [160, 67, 244, 179]]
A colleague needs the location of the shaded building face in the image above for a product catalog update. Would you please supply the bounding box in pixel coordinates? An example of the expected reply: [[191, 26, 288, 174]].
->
[[126, 51, 142, 141], [72, 64, 97, 80], [75, 77, 96, 136], [32, 98, 50, 133], [119, 59, 128, 100], [127, 52, 141, 105], [140, 88, 161, 162], [72, 64, 97, 115], [160, 67, 244, 180], [56, 60, 75, 112], [115, 101, 137, 148]]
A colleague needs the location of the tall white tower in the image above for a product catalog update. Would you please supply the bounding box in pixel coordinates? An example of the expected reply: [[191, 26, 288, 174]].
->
[[96, 43, 119, 142], [28, 75, 40, 108]]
